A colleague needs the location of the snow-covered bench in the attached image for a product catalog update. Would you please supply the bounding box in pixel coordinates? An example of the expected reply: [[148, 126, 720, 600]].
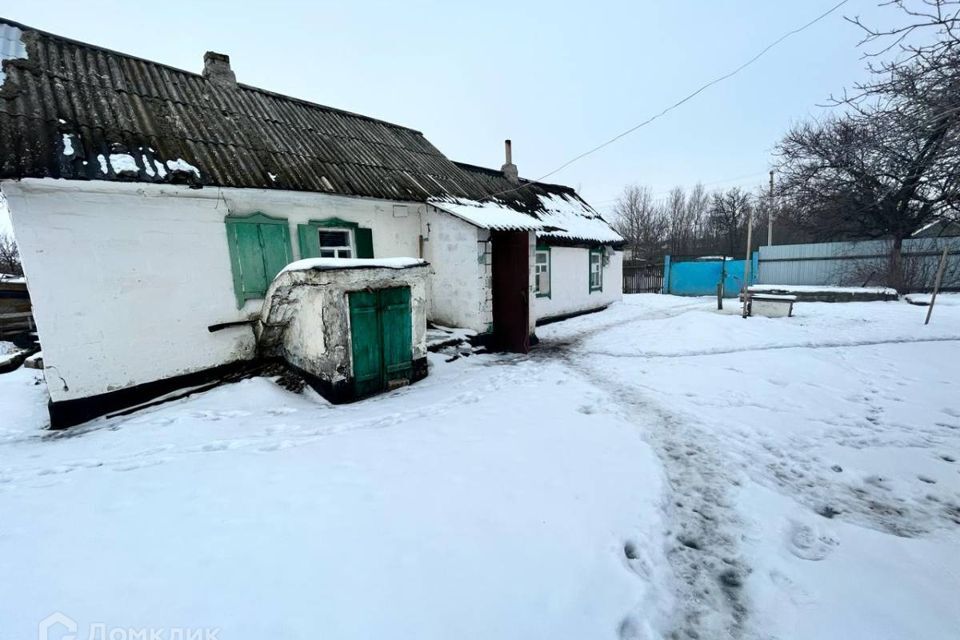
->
[[747, 293, 796, 318]]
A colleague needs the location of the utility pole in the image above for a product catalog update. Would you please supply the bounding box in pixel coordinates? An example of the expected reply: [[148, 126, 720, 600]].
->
[[741, 208, 754, 318], [925, 247, 950, 325], [767, 170, 774, 246]]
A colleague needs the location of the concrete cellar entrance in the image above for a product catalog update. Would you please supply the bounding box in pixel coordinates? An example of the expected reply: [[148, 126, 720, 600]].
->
[[348, 286, 414, 397]]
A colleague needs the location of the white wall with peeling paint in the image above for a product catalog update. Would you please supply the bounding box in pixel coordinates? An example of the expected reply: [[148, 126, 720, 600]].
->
[[422, 206, 488, 333], [2, 179, 426, 404]]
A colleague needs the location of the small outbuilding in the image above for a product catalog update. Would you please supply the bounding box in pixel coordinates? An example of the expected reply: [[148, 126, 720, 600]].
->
[[257, 258, 429, 402]]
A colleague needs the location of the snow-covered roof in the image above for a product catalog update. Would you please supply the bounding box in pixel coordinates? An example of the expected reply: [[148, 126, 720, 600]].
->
[[535, 193, 623, 244], [428, 199, 543, 232], [280, 257, 427, 275], [429, 190, 622, 245]]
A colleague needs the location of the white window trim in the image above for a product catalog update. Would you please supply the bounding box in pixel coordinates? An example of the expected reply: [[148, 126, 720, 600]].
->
[[535, 248, 551, 298], [589, 249, 603, 292], [318, 227, 355, 259]]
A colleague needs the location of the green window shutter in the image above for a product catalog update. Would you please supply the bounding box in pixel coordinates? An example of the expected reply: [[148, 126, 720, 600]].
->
[[225, 213, 292, 308], [297, 224, 321, 259], [260, 223, 293, 283], [356, 227, 374, 258], [233, 222, 268, 301]]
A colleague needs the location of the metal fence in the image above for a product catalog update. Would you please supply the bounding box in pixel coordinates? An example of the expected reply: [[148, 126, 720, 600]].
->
[[757, 237, 960, 291], [662, 255, 757, 297]]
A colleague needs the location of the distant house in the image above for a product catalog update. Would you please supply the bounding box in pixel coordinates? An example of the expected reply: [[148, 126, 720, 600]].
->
[[912, 219, 960, 238], [0, 18, 623, 427]]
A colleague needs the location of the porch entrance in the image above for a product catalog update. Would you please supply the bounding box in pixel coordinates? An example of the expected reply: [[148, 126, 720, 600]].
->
[[491, 231, 530, 353], [348, 287, 413, 397]]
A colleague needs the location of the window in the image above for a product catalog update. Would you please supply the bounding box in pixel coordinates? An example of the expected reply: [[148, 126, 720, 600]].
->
[[297, 218, 375, 259], [224, 213, 293, 308], [535, 247, 551, 297], [317, 229, 353, 258], [589, 248, 603, 292]]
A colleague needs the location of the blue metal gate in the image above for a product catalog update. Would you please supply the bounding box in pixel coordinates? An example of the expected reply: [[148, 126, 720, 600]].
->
[[663, 254, 758, 297]]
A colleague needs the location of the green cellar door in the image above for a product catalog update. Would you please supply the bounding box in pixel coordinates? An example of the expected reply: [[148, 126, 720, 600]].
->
[[348, 287, 413, 398]]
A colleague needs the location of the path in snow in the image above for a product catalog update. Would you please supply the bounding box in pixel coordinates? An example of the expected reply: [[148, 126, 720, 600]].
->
[[537, 301, 751, 640], [534, 296, 960, 639]]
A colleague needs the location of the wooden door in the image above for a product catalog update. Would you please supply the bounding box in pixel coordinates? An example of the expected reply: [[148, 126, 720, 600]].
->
[[491, 231, 530, 353], [380, 287, 413, 386], [349, 290, 383, 398], [348, 287, 413, 398]]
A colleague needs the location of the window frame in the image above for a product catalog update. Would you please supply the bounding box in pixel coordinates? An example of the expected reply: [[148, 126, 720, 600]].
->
[[224, 212, 293, 309], [317, 227, 355, 258], [297, 217, 374, 260], [534, 245, 552, 299], [589, 247, 604, 293]]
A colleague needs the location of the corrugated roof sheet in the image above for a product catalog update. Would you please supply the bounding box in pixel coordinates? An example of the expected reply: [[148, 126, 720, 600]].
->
[[0, 17, 621, 244]]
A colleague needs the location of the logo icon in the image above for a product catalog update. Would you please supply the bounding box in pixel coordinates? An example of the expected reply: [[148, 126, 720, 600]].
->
[[38, 612, 77, 640]]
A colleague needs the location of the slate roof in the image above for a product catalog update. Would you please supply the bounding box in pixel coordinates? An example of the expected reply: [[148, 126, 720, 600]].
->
[[0, 17, 621, 244]]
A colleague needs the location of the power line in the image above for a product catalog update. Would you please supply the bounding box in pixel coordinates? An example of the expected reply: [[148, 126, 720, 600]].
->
[[480, 0, 851, 202]]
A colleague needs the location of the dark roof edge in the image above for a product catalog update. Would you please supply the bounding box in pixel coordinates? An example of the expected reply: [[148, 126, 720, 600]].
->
[[0, 16, 426, 135]]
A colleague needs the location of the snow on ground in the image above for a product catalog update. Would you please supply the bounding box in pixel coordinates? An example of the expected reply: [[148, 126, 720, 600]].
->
[[538, 295, 960, 639], [0, 349, 666, 639], [1, 295, 958, 639]]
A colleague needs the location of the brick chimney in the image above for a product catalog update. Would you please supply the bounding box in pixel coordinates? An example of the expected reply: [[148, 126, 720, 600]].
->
[[203, 51, 236, 87], [501, 139, 519, 184]]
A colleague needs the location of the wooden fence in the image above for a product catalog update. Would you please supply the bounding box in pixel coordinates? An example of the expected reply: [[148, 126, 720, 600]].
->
[[622, 262, 664, 293], [0, 278, 34, 339]]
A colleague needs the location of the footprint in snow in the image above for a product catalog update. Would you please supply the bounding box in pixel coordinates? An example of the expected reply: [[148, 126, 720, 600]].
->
[[111, 457, 170, 472], [190, 410, 252, 421], [258, 440, 296, 452], [769, 570, 815, 605], [68, 459, 103, 469], [266, 407, 299, 416], [787, 521, 838, 561], [196, 440, 245, 452]]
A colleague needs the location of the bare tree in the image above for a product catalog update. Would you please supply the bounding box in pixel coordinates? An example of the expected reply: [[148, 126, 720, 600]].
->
[[665, 187, 691, 254], [0, 232, 22, 276], [708, 187, 753, 256], [612, 185, 667, 261], [777, 0, 960, 291]]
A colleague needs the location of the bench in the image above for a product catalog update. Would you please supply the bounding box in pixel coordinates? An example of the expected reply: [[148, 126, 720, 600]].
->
[[746, 293, 796, 318]]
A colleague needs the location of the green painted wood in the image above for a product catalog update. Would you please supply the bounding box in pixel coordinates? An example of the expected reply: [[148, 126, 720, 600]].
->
[[589, 248, 603, 292], [356, 227, 374, 259], [297, 224, 321, 259], [349, 290, 383, 398], [224, 212, 292, 307], [380, 287, 412, 381], [260, 223, 293, 284], [306, 217, 360, 230], [234, 222, 268, 300], [227, 212, 289, 226]]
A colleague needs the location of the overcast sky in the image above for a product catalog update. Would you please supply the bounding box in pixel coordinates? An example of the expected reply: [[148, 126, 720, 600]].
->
[[2, 0, 899, 233]]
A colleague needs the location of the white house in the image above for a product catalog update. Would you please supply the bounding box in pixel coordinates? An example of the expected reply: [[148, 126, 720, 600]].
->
[[0, 18, 623, 426]]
